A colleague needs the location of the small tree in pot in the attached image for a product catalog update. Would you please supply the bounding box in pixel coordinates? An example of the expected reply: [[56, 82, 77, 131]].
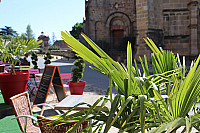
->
[[0, 38, 41, 104], [68, 58, 86, 95], [31, 52, 38, 69], [0, 38, 41, 74], [44, 52, 53, 65]]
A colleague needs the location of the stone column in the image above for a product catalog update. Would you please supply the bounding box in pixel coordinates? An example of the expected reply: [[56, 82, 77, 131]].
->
[[188, 0, 199, 56], [135, 0, 163, 61], [135, 0, 150, 60]]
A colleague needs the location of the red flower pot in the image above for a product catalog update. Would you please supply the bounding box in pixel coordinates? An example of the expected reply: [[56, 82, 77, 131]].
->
[[68, 81, 86, 95], [0, 72, 30, 105], [0, 65, 5, 72]]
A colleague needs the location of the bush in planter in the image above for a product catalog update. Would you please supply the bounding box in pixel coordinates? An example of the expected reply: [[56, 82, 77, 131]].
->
[[31, 52, 38, 69], [68, 58, 86, 95], [44, 52, 53, 65], [52, 31, 200, 132], [38, 48, 45, 54], [71, 58, 85, 83]]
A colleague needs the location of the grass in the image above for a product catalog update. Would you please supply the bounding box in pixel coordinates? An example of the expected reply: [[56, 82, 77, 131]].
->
[[0, 93, 11, 109], [0, 93, 21, 132], [0, 115, 21, 133], [0, 93, 38, 133]]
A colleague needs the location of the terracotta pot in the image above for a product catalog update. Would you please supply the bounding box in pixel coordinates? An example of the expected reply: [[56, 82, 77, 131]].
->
[[68, 81, 86, 95], [0, 72, 30, 104]]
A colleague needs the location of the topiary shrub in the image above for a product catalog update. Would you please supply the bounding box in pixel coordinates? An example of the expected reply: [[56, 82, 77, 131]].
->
[[71, 58, 85, 83], [39, 48, 45, 54], [31, 52, 38, 69], [44, 52, 53, 65]]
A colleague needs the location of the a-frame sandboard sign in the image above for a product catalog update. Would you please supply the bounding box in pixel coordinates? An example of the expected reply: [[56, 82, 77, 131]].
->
[[33, 65, 67, 105]]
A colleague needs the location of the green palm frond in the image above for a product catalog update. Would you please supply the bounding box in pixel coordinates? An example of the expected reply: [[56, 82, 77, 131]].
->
[[60, 31, 200, 132]]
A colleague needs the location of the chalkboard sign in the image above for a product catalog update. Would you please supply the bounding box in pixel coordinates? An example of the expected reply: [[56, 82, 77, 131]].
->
[[52, 67, 66, 102], [33, 65, 66, 104]]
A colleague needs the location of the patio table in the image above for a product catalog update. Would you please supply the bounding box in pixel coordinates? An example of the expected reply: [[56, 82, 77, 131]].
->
[[54, 95, 108, 110], [54, 94, 110, 133]]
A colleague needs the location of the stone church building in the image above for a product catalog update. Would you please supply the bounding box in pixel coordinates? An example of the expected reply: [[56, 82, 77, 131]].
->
[[83, 0, 200, 60]]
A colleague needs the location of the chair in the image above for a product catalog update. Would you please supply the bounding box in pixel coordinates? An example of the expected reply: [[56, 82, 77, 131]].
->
[[10, 92, 61, 133], [60, 73, 71, 93], [10, 92, 40, 133], [37, 115, 89, 133], [27, 69, 40, 94]]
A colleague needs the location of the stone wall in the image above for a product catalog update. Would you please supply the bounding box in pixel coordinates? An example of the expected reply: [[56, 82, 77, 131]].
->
[[84, 0, 200, 60], [135, 0, 163, 60], [50, 50, 75, 58], [85, 0, 136, 44], [188, 1, 199, 56], [148, 0, 163, 30], [135, 0, 150, 60], [163, 0, 189, 9], [163, 0, 191, 55]]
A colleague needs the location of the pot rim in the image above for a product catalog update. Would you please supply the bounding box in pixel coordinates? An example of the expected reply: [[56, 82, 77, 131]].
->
[[0, 71, 29, 76], [68, 80, 86, 83]]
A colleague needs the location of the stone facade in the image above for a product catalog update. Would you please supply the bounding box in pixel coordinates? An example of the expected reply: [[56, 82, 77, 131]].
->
[[53, 40, 71, 50], [84, 0, 200, 60], [38, 32, 49, 49], [84, 0, 136, 52], [50, 50, 75, 58]]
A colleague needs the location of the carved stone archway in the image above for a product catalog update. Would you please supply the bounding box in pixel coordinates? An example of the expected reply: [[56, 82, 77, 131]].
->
[[106, 12, 131, 49]]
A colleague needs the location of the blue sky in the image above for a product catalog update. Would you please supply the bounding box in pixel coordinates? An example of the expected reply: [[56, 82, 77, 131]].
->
[[0, 0, 85, 40]]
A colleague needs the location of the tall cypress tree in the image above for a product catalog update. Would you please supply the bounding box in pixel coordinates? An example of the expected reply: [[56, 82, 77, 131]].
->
[[25, 24, 35, 40]]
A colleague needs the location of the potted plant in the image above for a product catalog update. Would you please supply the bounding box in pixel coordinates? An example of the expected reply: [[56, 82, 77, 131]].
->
[[57, 31, 200, 132], [44, 52, 53, 65], [0, 38, 41, 104], [68, 58, 86, 95], [31, 52, 38, 69]]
